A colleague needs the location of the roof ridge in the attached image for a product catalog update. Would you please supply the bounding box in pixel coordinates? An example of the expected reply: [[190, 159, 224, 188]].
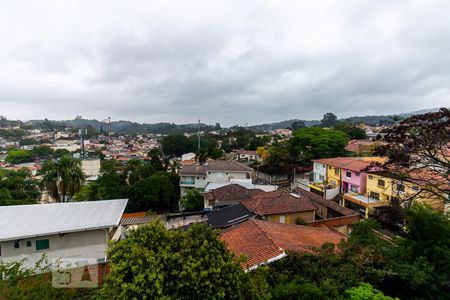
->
[[251, 219, 284, 252]]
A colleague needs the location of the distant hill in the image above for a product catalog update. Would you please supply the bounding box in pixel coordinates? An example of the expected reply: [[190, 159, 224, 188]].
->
[[28, 119, 216, 135], [247, 119, 320, 131], [248, 107, 445, 129], [19, 107, 447, 134]]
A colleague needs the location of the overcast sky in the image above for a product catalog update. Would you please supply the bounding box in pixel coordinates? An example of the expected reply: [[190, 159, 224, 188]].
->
[[1, 0, 449, 126]]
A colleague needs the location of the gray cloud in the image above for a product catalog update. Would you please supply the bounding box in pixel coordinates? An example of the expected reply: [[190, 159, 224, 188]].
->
[[0, 0, 449, 126]]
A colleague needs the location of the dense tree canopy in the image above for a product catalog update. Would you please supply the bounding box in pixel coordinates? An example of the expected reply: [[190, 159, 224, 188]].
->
[[334, 122, 367, 139], [291, 127, 348, 161], [180, 189, 204, 212], [0, 169, 40, 206], [5, 149, 34, 164], [320, 112, 338, 128], [96, 221, 243, 299]]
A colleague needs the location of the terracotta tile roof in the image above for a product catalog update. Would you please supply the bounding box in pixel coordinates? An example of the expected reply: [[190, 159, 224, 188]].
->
[[221, 219, 284, 270], [241, 190, 317, 216], [294, 188, 358, 216], [221, 219, 346, 270], [312, 157, 371, 172], [206, 184, 264, 206], [206, 160, 254, 172], [345, 140, 387, 152], [181, 159, 196, 166], [180, 164, 207, 175]]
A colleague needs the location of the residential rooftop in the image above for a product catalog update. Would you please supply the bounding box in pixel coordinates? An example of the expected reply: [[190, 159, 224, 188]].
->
[[0, 199, 128, 242]]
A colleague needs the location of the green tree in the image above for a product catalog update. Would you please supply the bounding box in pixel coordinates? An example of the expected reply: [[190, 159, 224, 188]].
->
[[384, 205, 450, 299], [320, 112, 338, 128], [210, 147, 224, 159], [30, 146, 54, 160], [128, 172, 178, 212], [5, 149, 34, 164], [39, 155, 85, 202], [334, 122, 367, 139], [148, 148, 164, 171], [180, 189, 204, 211], [291, 127, 348, 161], [96, 221, 244, 299], [0, 169, 40, 206], [291, 120, 306, 130], [345, 283, 398, 300], [161, 134, 193, 157], [95, 160, 129, 200], [53, 149, 71, 159]]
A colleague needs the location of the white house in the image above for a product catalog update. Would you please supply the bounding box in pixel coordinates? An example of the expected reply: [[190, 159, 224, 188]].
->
[[233, 150, 260, 162], [0, 199, 127, 269], [313, 161, 327, 183], [179, 160, 254, 196]]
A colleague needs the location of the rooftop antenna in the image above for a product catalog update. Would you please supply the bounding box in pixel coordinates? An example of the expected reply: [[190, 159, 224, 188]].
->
[[80, 128, 85, 159]]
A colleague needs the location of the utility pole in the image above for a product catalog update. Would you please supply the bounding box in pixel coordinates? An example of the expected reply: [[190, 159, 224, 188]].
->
[[197, 118, 201, 152]]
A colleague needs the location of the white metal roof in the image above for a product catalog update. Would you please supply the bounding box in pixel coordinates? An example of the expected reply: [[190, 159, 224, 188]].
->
[[0, 199, 128, 242]]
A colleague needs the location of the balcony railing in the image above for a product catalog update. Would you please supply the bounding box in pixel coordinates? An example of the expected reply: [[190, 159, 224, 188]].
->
[[180, 180, 195, 185]]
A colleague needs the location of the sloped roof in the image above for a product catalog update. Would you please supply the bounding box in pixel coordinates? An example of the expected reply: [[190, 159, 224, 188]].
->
[[206, 184, 264, 206], [241, 190, 317, 215], [294, 188, 358, 216], [221, 219, 346, 270], [0, 199, 128, 242], [312, 157, 371, 172], [206, 160, 254, 172], [207, 203, 255, 228], [180, 160, 254, 175]]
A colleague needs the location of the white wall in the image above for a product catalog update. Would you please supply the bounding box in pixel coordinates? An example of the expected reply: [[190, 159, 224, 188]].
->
[[81, 159, 101, 177], [0, 229, 109, 270], [313, 163, 326, 182], [207, 171, 249, 183]]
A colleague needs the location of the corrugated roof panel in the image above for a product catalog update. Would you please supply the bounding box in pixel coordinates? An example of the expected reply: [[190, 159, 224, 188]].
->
[[0, 199, 128, 242]]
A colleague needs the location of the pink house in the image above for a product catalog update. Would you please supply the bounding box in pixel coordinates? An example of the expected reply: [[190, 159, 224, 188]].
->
[[341, 168, 367, 194]]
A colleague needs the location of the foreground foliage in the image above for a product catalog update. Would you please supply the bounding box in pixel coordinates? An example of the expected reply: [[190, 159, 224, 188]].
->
[[96, 221, 243, 299]]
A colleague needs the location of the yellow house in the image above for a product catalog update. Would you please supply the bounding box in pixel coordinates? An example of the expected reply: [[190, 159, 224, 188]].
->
[[327, 165, 341, 187], [345, 172, 448, 218]]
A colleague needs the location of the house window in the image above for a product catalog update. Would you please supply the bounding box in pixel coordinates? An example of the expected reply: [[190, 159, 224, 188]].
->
[[370, 192, 380, 200], [346, 171, 352, 178], [412, 186, 419, 191], [36, 239, 49, 251], [335, 169, 339, 175], [377, 179, 385, 187], [355, 172, 360, 177], [27, 241, 32, 247], [14, 241, 20, 249], [397, 184, 405, 192], [279, 215, 286, 224], [368, 175, 373, 180], [350, 185, 358, 193], [319, 175, 324, 181]]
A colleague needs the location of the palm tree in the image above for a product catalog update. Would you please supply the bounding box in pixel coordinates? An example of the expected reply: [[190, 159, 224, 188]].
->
[[390, 115, 403, 122], [39, 155, 85, 202]]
